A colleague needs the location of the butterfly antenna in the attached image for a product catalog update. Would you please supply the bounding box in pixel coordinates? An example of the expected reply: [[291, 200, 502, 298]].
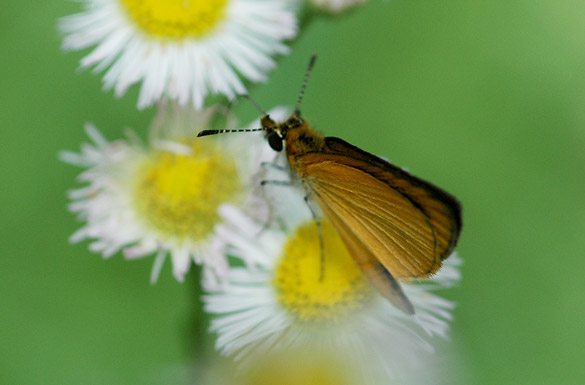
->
[[294, 54, 318, 115], [197, 127, 264, 137], [245, 95, 268, 116]]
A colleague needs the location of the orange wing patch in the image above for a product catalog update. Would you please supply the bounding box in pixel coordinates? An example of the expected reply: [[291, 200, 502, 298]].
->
[[322, 196, 416, 314], [322, 137, 461, 261], [300, 159, 441, 280]]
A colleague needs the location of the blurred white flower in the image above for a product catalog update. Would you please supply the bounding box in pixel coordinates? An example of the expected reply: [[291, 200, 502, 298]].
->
[[60, 105, 274, 283], [203, 182, 461, 383], [59, 0, 298, 109]]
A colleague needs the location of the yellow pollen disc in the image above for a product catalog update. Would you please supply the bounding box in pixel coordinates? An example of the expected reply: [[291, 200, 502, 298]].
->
[[134, 140, 241, 241], [274, 220, 374, 325], [243, 354, 350, 385], [120, 0, 230, 39]]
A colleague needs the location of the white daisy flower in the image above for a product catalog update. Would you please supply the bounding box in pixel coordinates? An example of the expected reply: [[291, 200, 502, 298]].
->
[[307, 0, 366, 14], [60, 105, 280, 283], [59, 0, 298, 109], [203, 182, 461, 383]]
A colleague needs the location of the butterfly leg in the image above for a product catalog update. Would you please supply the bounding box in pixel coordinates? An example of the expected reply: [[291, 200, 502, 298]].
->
[[304, 194, 325, 282], [257, 179, 293, 236], [260, 162, 287, 172], [259, 150, 287, 173], [260, 180, 292, 187], [256, 152, 289, 233]]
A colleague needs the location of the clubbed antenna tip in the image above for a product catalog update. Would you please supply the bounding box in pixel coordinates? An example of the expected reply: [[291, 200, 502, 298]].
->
[[196, 128, 264, 138]]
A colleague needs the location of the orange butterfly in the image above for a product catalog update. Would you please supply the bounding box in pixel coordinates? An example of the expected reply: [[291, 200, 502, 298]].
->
[[200, 55, 462, 314]]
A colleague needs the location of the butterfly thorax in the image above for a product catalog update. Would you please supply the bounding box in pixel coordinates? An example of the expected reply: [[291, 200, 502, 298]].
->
[[284, 123, 325, 158]]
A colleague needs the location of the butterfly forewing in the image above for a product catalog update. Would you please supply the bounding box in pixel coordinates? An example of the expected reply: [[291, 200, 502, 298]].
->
[[299, 156, 439, 279], [322, 137, 461, 263], [291, 138, 461, 281]]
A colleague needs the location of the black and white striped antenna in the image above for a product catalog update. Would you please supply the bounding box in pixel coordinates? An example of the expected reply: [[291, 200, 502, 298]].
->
[[197, 54, 318, 137], [197, 95, 268, 137], [197, 127, 264, 137], [294, 54, 318, 115]]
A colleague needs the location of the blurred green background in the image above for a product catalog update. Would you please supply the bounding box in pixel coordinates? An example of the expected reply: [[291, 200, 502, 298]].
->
[[2, 1, 585, 384]]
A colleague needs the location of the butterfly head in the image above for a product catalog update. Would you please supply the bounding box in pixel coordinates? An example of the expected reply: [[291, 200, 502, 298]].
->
[[261, 113, 304, 152]]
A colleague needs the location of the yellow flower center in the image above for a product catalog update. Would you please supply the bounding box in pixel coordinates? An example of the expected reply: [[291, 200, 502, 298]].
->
[[120, 0, 230, 39], [134, 140, 241, 242], [243, 353, 350, 385], [274, 220, 374, 325]]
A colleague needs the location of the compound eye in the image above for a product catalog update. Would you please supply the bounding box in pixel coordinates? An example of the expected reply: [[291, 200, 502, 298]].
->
[[267, 131, 283, 152]]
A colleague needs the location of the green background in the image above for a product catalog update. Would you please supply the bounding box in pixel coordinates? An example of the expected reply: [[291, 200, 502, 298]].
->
[[2, 1, 585, 384]]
